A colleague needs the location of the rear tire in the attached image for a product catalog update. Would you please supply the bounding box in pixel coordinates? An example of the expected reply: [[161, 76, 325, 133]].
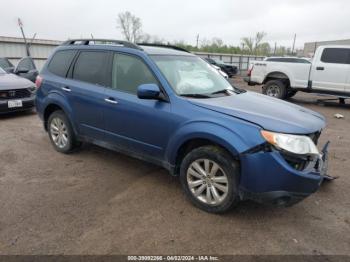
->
[[263, 80, 287, 99], [47, 110, 78, 154], [180, 145, 240, 214]]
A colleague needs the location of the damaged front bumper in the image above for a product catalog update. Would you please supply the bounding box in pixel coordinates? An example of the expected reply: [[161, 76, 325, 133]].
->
[[239, 142, 330, 207]]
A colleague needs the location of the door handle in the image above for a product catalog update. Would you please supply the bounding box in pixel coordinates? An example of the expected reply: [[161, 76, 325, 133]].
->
[[61, 87, 71, 92], [104, 98, 118, 104], [316, 67, 325, 71]]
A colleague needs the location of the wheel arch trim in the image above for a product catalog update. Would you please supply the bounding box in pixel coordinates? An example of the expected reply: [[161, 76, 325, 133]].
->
[[42, 92, 78, 135], [166, 121, 259, 169]]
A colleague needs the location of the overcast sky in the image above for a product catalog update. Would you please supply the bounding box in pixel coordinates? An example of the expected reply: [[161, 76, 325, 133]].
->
[[1, 0, 349, 48]]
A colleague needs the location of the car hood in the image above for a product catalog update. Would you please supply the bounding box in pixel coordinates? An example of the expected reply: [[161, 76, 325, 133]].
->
[[0, 73, 33, 90], [189, 91, 326, 134]]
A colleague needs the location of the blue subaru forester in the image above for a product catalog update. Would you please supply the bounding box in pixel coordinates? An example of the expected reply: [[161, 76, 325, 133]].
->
[[35, 39, 330, 213]]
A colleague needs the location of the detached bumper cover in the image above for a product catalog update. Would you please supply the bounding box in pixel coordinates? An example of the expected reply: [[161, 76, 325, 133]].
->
[[239, 142, 330, 206], [0, 96, 35, 113]]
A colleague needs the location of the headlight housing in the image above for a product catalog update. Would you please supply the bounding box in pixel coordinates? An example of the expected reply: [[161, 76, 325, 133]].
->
[[261, 130, 319, 156]]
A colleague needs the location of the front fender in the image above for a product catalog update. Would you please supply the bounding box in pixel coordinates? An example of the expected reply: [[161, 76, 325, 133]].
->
[[166, 120, 264, 166]]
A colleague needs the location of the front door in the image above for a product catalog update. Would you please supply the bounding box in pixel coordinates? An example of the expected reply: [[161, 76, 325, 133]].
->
[[103, 53, 173, 161], [311, 48, 350, 92]]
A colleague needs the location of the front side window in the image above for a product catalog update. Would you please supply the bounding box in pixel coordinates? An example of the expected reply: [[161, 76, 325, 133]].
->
[[0, 58, 12, 68], [152, 55, 233, 96], [48, 50, 77, 77], [321, 48, 350, 64], [111, 53, 158, 94], [18, 57, 35, 70], [73, 51, 110, 86]]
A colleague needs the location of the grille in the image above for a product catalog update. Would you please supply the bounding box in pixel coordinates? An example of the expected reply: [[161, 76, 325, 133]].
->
[[0, 89, 32, 100]]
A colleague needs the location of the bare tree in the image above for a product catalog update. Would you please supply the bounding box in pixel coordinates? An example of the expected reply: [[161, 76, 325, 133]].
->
[[241, 37, 254, 54], [241, 32, 268, 55], [117, 11, 143, 43], [254, 32, 267, 54]]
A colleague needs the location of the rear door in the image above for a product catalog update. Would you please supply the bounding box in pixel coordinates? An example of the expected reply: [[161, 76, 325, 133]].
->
[[310, 48, 350, 92], [64, 50, 112, 140]]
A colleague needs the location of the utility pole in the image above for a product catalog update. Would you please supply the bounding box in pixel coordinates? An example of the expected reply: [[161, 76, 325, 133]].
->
[[28, 33, 37, 48], [291, 33, 296, 55], [17, 18, 31, 57], [196, 34, 199, 48], [273, 42, 277, 56]]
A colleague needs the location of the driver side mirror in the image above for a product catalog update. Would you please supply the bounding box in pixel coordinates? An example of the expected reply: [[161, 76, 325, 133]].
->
[[15, 68, 29, 74], [137, 84, 161, 100]]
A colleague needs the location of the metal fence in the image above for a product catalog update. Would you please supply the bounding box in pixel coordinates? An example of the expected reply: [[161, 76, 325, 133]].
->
[[0, 36, 60, 70], [195, 52, 265, 75], [0, 36, 266, 73]]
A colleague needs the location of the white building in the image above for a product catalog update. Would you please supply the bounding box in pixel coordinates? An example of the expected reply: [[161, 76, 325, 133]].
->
[[304, 39, 350, 57], [0, 36, 62, 69]]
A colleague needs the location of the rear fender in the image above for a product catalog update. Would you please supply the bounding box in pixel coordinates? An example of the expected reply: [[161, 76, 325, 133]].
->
[[42, 92, 78, 134]]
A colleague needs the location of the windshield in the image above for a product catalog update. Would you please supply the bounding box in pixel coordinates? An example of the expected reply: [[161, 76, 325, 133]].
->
[[152, 55, 234, 96], [0, 67, 6, 74]]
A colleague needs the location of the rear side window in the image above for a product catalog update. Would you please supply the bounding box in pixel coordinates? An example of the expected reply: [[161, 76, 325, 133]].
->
[[48, 50, 77, 77], [72, 51, 110, 86], [111, 53, 158, 94], [321, 48, 350, 64]]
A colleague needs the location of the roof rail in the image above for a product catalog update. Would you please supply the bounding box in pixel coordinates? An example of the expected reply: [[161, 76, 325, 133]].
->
[[137, 43, 190, 53], [61, 39, 143, 50]]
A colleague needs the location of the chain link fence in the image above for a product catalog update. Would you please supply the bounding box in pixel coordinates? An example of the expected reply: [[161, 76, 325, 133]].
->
[[195, 52, 265, 75]]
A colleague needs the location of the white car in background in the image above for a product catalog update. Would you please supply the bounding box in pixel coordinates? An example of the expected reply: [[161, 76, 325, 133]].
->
[[245, 45, 350, 100]]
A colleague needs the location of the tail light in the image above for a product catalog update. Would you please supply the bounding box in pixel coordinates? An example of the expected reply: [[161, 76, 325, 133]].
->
[[247, 65, 254, 77], [35, 75, 43, 89]]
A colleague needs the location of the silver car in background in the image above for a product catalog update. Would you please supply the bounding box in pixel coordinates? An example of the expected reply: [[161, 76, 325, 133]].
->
[[0, 67, 36, 114]]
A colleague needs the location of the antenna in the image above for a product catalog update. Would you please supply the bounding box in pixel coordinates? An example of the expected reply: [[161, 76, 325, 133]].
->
[[17, 18, 31, 57]]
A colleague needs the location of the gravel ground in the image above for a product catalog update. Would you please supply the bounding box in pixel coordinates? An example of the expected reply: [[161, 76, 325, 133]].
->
[[0, 77, 349, 255]]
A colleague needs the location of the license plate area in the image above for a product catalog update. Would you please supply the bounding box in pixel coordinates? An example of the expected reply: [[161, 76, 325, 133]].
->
[[8, 100, 23, 108]]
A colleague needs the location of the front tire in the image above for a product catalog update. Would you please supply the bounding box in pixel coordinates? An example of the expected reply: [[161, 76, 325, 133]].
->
[[263, 80, 287, 99], [286, 90, 297, 99], [180, 146, 240, 213], [47, 110, 77, 154]]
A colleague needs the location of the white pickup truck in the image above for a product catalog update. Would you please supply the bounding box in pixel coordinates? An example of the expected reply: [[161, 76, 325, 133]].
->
[[244, 45, 350, 100]]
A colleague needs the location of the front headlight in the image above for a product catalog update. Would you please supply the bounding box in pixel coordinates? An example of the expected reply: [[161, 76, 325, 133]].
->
[[261, 130, 319, 156]]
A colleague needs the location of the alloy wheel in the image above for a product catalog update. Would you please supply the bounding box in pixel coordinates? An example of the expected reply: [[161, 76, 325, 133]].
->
[[50, 117, 69, 149], [266, 85, 281, 97], [186, 159, 229, 206]]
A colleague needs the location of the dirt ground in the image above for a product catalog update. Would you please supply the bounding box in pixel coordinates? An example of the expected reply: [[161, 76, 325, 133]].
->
[[0, 77, 349, 255]]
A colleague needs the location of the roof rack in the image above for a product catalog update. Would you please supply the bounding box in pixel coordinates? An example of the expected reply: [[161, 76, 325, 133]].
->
[[61, 39, 143, 50], [137, 43, 190, 53]]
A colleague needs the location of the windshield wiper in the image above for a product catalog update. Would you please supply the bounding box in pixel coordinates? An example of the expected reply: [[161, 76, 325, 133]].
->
[[210, 89, 232, 95], [180, 93, 212, 98], [211, 88, 246, 95]]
